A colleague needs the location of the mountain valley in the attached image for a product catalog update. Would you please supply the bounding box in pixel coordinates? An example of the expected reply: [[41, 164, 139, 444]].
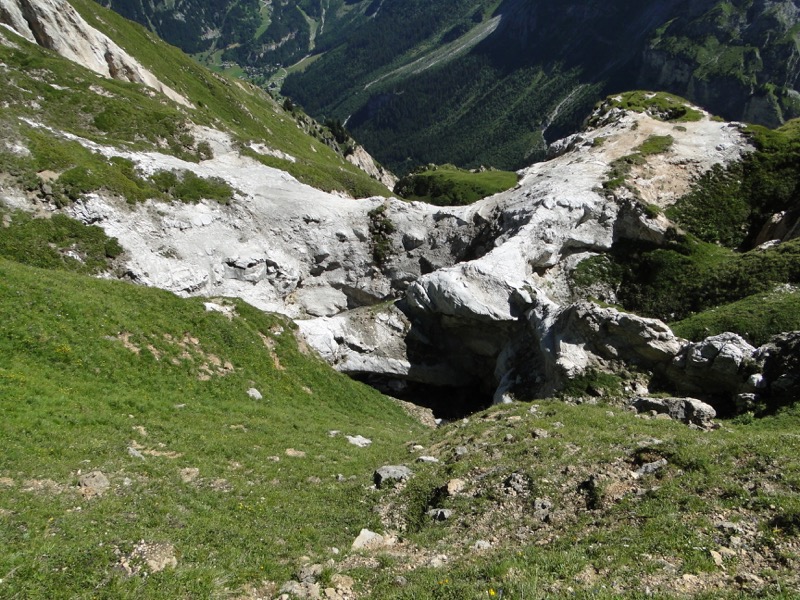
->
[[1, 0, 800, 597]]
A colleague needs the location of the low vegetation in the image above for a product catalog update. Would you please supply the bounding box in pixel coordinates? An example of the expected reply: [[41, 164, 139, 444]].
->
[[597, 91, 704, 123], [2, 245, 798, 597], [671, 287, 800, 346], [0, 208, 123, 273], [602, 134, 673, 194], [0, 0, 390, 199], [0, 257, 424, 598], [348, 399, 800, 598], [585, 237, 800, 332], [1, 130, 234, 207], [368, 203, 397, 265], [668, 119, 800, 248], [394, 164, 518, 206]]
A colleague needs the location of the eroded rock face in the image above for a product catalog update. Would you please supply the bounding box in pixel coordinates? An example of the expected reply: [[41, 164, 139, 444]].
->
[[0, 0, 190, 106], [519, 301, 687, 397], [30, 99, 769, 412], [668, 333, 758, 398], [346, 145, 397, 190], [755, 332, 800, 406]]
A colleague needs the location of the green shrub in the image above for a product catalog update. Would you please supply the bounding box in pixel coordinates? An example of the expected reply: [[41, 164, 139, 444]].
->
[[561, 370, 624, 399], [0, 210, 123, 273], [612, 237, 800, 323], [170, 170, 234, 204], [603, 153, 645, 192], [636, 134, 674, 156], [666, 163, 750, 247], [368, 204, 396, 265]]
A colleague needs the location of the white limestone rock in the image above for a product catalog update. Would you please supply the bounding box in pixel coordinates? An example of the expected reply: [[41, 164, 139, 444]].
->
[[0, 0, 190, 106], [11, 90, 749, 408], [669, 333, 758, 396]]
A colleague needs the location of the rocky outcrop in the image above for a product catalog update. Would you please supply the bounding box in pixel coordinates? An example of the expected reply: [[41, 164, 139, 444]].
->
[[0, 0, 190, 106], [667, 333, 758, 398], [40, 101, 758, 410], [524, 301, 686, 397], [754, 332, 800, 407], [19, 91, 787, 413], [346, 145, 397, 190], [630, 396, 717, 428]]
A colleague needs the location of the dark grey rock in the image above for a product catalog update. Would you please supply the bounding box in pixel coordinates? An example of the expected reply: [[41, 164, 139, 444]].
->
[[504, 472, 527, 495], [636, 458, 668, 476], [427, 508, 453, 521], [374, 465, 413, 488]]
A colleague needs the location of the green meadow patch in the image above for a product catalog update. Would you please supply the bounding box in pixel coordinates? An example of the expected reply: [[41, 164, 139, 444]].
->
[[394, 165, 518, 206], [599, 91, 704, 123], [0, 259, 424, 598]]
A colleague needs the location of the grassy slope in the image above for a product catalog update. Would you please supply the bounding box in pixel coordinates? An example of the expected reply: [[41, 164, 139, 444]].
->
[[355, 400, 800, 598], [2, 250, 798, 598], [671, 288, 800, 346], [394, 165, 518, 205], [0, 259, 424, 597], [0, 0, 390, 199]]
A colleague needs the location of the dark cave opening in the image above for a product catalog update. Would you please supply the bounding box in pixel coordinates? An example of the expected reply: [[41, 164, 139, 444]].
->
[[352, 374, 493, 421]]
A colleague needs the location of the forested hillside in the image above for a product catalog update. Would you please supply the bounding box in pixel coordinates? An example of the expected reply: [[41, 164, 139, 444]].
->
[[95, 0, 377, 83], [97, 0, 800, 174]]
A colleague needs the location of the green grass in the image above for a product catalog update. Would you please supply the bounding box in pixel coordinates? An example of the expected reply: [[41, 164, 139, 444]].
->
[[0, 258, 425, 598], [636, 134, 674, 156], [602, 135, 674, 193], [598, 91, 704, 123], [0, 129, 233, 206], [603, 152, 646, 192], [394, 165, 518, 206], [356, 399, 800, 598], [0, 209, 122, 273], [0, 222, 798, 597], [610, 236, 800, 322], [671, 288, 800, 346], [0, 0, 390, 199]]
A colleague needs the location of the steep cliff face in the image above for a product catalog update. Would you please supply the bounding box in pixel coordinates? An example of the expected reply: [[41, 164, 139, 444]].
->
[[0, 0, 190, 106], [640, 0, 800, 127]]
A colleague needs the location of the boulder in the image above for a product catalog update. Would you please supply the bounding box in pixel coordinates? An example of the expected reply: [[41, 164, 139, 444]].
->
[[631, 396, 716, 427], [668, 333, 757, 397], [351, 528, 391, 550], [345, 435, 372, 448], [78, 470, 110, 498], [373, 465, 413, 488], [426, 508, 453, 521]]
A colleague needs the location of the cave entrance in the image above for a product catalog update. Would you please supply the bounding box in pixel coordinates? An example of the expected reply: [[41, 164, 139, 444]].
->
[[353, 374, 492, 420]]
